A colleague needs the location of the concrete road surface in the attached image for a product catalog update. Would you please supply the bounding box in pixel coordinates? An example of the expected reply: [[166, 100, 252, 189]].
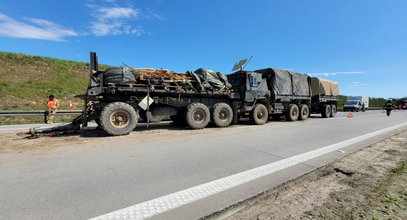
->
[[0, 110, 406, 220]]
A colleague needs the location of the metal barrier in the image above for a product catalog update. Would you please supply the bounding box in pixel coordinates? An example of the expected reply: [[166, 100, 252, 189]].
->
[[0, 110, 83, 117]]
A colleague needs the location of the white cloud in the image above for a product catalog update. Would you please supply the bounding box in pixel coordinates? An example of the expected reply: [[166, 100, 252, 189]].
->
[[145, 8, 165, 21], [97, 7, 139, 19], [349, 82, 368, 88], [87, 3, 142, 37], [308, 71, 365, 77], [0, 13, 77, 41]]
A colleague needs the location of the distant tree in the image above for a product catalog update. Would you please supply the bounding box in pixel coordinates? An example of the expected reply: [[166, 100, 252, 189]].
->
[[338, 95, 349, 107], [369, 97, 387, 107], [337, 96, 395, 107]]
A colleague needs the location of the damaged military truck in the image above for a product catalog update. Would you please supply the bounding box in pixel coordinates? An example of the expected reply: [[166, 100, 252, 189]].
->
[[31, 53, 338, 137]]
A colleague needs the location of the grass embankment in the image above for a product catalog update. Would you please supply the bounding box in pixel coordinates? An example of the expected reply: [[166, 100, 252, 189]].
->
[[0, 51, 108, 124]]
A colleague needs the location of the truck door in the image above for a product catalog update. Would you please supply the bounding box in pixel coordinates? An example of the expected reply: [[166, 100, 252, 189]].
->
[[245, 72, 269, 102]]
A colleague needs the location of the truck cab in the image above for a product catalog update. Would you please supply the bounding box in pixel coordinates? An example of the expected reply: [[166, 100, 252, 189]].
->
[[227, 71, 270, 111]]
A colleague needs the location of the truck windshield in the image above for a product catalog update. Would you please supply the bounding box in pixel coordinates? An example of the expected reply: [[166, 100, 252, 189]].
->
[[345, 100, 359, 105]]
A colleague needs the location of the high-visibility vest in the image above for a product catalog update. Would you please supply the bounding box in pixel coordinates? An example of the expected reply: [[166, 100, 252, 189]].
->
[[47, 99, 59, 109]]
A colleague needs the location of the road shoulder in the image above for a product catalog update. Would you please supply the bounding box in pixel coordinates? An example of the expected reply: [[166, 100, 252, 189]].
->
[[208, 131, 407, 220]]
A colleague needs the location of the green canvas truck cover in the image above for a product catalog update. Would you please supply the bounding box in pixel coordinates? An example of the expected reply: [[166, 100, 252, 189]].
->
[[311, 77, 339, 96], [255, 68, 311, 97]]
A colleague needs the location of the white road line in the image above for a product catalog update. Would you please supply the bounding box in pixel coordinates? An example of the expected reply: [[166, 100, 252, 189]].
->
[[91, 122, 407, 220]]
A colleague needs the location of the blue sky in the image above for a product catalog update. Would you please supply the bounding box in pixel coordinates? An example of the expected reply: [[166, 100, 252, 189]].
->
[[0, 0, 406, 98]]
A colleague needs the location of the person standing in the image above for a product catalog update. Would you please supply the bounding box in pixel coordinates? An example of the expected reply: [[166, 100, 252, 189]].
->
[[383, 99, 394, 116], [46, 95, 59, 123]]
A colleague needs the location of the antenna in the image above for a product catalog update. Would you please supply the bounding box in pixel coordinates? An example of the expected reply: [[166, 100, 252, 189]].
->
[[231, 56, 253, 71], [242, 56, 253, 70]]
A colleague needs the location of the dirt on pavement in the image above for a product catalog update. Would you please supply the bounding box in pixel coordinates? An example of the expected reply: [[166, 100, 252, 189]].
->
[[210, 131, 407, 220]]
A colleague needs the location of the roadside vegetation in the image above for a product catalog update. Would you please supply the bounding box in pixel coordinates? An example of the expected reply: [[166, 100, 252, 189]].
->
[[0, 52, 109, 124], [0, 51, 109, 111]]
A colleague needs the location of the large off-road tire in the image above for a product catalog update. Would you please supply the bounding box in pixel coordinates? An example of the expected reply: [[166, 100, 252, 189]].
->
[[298, 104, 309, 121], [250, 104, 268, 125], [330, 105, 337, 117], [285, 104, 299, 121], [139, 110, 164, 123], [211, 102, 233, 127], [185, 103, 210, 129], [321, 104, 331, 118], [99, 102, 138, 136]]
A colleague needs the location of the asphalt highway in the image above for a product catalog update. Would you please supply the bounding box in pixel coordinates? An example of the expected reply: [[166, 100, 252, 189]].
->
[[1, 110, 406, 220]]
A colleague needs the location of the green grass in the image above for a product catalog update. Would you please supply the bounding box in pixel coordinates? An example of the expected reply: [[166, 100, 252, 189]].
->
[[0, 51, 109, 111]]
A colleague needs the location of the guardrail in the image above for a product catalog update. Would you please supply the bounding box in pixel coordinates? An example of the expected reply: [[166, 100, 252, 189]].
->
[[0, 110, 83, 117]]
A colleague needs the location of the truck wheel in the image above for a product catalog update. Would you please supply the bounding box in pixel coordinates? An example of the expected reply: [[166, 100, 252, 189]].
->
[[330, 105, 337, 117], [212, 103, 233, 127], [185, 103, 210, 129], [298, 104, 309, 121], [285, 104, 299, 121], [321, 104, 331, 118], [250, 104, 268, 125], [139, 110, 164, 123], [99, 102, 138, 136]]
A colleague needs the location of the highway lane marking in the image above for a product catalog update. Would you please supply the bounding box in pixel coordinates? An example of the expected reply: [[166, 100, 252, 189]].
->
[[90, 122, 407, 220]]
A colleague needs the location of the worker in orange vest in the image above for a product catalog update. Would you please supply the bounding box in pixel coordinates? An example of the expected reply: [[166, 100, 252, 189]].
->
[[46, 95, 59, 124]]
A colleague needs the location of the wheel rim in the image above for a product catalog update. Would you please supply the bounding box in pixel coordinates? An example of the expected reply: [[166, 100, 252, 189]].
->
[[110, 110, 130, 128], [302, 108, 308, 117], [257, 109, 265, 119], [219, 109, 229, 121], [292, 108, 298, 117], [193, 109, 206, 123]]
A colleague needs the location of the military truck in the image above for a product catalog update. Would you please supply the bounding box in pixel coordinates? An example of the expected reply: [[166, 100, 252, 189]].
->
[[30, 53, 337, 137], [228, 68, 312, 122], [79, 53, 279, 136], [310, 77, 339, 117]]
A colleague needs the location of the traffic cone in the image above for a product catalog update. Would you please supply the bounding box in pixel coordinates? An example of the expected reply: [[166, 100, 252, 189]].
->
[[69, 103, 73, 110], [347, 113, 353, 118]]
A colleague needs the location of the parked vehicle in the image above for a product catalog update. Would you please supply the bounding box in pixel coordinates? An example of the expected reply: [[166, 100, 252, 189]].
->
[[396, 99, 407, 109], [310, 77, 339, 118], [30, 53, 339, 136], [230, 68, 312, 122], [343, 96, 369, 112]]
